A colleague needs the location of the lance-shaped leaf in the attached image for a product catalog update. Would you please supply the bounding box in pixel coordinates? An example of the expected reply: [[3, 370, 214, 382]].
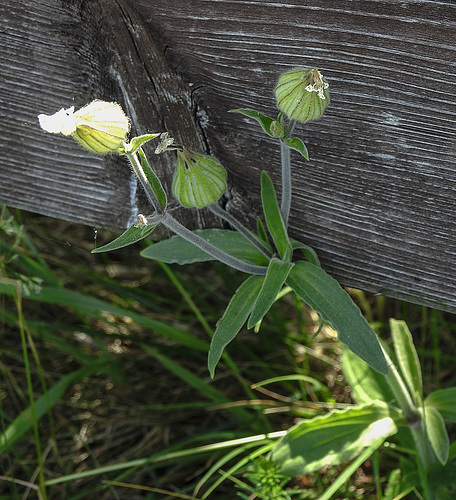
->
[[284, 136, 309, 160], [390, 319, 423, 407], [138, 147, 167, 211], [247, 258, 294, 329], [92, 221, 158, 253], [424, 405, 449, 465], [290, 239, 321, 267], [286, 261, 388, 374], [208, 275, 264, 377], [425, 388, 456, 423], [140, 229, 269, 266], [229, 109, 275, 136], [342, 345, 395, 406], [120, 133, 161, 154], [261, 171, 292, 261], [271, 403, 397, 476]]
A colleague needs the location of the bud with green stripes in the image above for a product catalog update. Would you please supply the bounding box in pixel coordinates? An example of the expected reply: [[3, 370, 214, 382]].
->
[[172, 149, 227, 208], [275, 68, 329, 123]]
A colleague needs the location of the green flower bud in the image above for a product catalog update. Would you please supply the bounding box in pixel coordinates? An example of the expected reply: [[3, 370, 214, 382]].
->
[[270, 119, 286, 138], [172, 149, 227, 208], [275, 68, 329, 123], [38, 100, 130, 154]]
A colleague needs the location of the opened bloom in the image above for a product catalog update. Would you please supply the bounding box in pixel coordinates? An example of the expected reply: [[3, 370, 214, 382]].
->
[[38, 100, 130, 154]]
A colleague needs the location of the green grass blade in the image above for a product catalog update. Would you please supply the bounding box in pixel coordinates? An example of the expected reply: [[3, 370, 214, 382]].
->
[[193, 441, 264, 497], [319, 436, 387, 500], [208, 275, 264, 378], [0, 282, 209, 351], [286, 261, 389, 374], [200, 443, 275, 500], [142, 345, 253, 422], [0, 364, 102, 454]]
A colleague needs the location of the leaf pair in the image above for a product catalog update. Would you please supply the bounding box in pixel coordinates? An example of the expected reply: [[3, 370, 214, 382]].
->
[[207, 258, 294, 378], [230, 109, 309, 159]]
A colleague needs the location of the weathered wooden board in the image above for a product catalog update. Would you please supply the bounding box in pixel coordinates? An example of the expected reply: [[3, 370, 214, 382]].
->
[[1, 0, 455, 312]]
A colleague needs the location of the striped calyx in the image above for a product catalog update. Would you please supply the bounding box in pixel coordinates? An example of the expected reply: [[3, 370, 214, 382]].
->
[[172, 149, 227, 208], [275, 68, 329, 123]]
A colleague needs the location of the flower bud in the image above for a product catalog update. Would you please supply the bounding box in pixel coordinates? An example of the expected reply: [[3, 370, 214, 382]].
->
[[38, 100, 130, 154], [275, 68, 329, 123], [172, 149, 227, 208]]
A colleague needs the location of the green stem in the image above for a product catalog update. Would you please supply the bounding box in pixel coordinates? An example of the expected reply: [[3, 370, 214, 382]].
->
[[208, 203, 272, 259], [16, 286, 48, 500], [161, 213, 267, 275], [382, 347, 435, 478], [126, 152, 163, 214], [280, 139, 291, 229], [279, 120, 297, 229]]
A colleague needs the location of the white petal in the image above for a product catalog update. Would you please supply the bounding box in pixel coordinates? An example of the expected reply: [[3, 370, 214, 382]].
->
[[38, 106, 76, 135]]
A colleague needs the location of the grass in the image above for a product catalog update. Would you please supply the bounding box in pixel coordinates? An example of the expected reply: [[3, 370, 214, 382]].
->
[[1, 205, 455, 499]]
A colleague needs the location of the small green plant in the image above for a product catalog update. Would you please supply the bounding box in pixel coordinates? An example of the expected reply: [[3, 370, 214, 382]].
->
[[35, 67, 456, 498], [37, 68, 387, 377]]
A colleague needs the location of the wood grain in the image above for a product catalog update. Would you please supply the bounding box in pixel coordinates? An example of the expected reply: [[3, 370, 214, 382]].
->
[[1, 0, 455, 312]]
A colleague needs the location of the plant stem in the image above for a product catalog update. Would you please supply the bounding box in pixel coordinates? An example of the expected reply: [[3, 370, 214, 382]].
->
[[208, 203, 272, 259], [382, 347, 435, 475], [280, 139, 291, 229], [279, 120, 297, 229], [126, 152, 163, 214], [161, 213, 268, 275]]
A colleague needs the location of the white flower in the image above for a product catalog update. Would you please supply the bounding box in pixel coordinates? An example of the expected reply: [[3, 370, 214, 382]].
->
[[38, 106, 76, 135], [38, 100, 130, 154]]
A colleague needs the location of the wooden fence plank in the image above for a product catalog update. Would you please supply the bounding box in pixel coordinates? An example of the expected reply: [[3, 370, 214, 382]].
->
[[1, 0, 455, 312]]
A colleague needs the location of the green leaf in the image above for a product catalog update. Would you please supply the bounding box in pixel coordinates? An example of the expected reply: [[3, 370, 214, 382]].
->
[[290, 238, 321, 267], [256, 218, 272, 249], [92, 222, 157, 253], [121, 133, 160, 154], [390, 319, 423, 406], [271, 403, 397, 476], [261, 171, 292, 261], [424, 405, 449, 465], [208, 275, 264, 377], [284, 136, 309, 160], [140, 229, 269, 266], [286, 261, 389, 374], [425, 388, 456, 423], [138, 147, 167, 211], [247, 258, 294, 329], [0, 364, 102, 453], [341, 345, 396, 406], [229, 108, 275, 136], [0, 283, 209, 351], [143, 345, 252, 422]]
